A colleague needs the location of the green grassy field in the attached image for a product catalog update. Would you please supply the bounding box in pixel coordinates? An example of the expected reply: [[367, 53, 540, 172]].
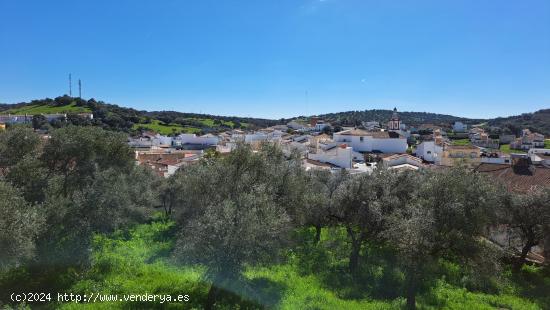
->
[[500, 144, 527, 154], [54, 220, 545, 309], [2, 103, 91, 114], [545, 140, 550, 149], [132, 120, 201, 135]]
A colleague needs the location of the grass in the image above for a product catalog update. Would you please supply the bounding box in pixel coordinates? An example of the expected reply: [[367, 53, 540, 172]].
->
[[545, 139, 550, 149], [132, 120, 201, 135], [59, 220, 209, 309], [132, 118, 248, 135], [500, 144, 527, 154], [451, 139, 471, 146], [48, 222, 545, 309], [2, 103, 91, 115]]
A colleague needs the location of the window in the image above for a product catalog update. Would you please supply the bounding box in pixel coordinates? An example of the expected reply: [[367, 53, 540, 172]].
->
[[427, 151, 432, 154], [360, 136, 364, 142]]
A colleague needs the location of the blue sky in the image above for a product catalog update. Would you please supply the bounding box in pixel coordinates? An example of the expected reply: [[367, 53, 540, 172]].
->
[[1, 0, 549, 119]]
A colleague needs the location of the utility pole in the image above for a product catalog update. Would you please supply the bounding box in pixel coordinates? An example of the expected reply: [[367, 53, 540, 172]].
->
[[78, 79, 82, 98], [69, 74, 72, 97]]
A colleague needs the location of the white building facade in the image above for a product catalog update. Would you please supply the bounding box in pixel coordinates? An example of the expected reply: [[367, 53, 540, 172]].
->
[[333, 129, 407, 154]]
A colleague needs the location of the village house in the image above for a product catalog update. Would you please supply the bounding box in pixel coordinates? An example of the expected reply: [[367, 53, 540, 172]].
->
[[173, 133, 219, 146], [333, 129, 408, 154], [499, 134, 516, 144], [0, 112, 93, 124], [439, 145, 482, 167], [128, 132, 173, 148], [528, 148, 550, 167], [362, 121, 380, 131], [470, 130, 499, 149], [415, 140, 444, 163], [510, 129, 545, 150], [452, 121, 467, 132], [135, 149, 202, 177], [307, 142, 353, 169]]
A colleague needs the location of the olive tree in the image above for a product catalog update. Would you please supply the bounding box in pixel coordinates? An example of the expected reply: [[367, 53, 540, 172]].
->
[[173, 143, 302, 308], [0, 181, 42, 271], [332, 169, 418, 275], [302, 169, 348, 244], [501, 187, 550, 270], [385, 167, 500, 310]]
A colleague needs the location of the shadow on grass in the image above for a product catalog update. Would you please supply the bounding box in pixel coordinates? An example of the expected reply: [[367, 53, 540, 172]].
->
[[513, 265, 550, 309]]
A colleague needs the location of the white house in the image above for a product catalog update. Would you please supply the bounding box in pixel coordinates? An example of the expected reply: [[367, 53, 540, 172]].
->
[[314, 122, 329, 132], [308, 142, 353, 169], [174, 133, 219, 145], [415, 140, 443, 163], [287, 120, 311, 131], [362, 121, 380, 131], [333, 129, 408, 154], [510, 129, 545, 150], [453, 121, 467, 132], [529, 148, 550, 167]]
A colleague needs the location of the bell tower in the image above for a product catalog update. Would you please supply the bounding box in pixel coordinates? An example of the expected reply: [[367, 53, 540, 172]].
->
[[388, 107, 401, 131]]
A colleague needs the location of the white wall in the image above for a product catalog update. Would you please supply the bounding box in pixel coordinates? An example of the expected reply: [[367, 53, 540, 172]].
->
[[309, 146, 353, 168], [176, 134, 219, 145], [333, 133, 407, 153], [415, 141, 443, 163]]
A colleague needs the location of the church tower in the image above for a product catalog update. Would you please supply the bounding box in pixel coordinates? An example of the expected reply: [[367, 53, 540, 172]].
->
[[388, 107, 401, 131]]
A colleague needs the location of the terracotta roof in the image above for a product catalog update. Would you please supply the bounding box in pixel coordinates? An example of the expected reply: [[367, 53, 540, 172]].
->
[[382, 153, 423, 163], [475, 163, 550, 192]]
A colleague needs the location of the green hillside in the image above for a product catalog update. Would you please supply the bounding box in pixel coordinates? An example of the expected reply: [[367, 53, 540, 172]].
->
[[2, 102, 91, 114], [131, 119, 201, 135], [0, 96, 270, 134]]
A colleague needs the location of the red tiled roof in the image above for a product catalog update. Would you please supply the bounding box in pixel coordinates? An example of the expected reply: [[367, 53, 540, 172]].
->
[[475, 163, 550, 192]]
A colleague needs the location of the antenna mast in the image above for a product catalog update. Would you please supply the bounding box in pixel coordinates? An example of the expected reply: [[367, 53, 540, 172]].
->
[[78, 79, 82, 98], [69, 74, 72, 96]]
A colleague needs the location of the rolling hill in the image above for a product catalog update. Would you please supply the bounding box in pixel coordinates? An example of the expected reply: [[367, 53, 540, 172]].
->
[[314, 109, 484, 128], [0, 96, 278, 135], [1, 96, 548, 136]]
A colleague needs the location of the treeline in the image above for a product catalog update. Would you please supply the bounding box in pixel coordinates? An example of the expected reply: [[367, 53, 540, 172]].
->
[[315, 109, 482, 127], [488, 109, 550, 136], [1, 96, 281, 133], [0, 126, 549, 309], [0, 126, 158, 300]]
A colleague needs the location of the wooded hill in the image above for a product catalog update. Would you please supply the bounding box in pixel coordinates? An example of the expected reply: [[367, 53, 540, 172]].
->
[[0, 96, 280, 135], [487, 109, 550, 136], [313, 108, 550, 135], [1, 96, 549, 136], [315, 109, 481, 128]]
